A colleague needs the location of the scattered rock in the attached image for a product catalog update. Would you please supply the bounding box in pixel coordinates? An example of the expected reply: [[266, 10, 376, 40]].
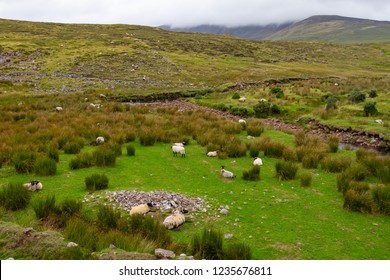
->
[[67, 242, 78, 248], [155, 248, 175, 259], [23, 227, 34, 235]]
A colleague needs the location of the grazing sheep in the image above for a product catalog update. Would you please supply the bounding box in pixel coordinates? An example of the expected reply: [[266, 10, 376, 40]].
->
[[163, 210, 186, 229], [172, 145, 185, 158], [375, 119, 384, 125], [55, 106, 63, 112], [96, 136, 105, 144], [23, 180, 43, 192], [253, 157, 263, 166], [207, 151, 218, 157], [221, 166, 236, 179], [238, 119, 246, 125], [172, 142, 185, 147], [239, 97, 246, 102], [129, 202, 154, 216]]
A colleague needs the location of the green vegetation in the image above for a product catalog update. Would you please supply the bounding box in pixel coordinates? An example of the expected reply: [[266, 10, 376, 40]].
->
[[0, 18, 389, 260]]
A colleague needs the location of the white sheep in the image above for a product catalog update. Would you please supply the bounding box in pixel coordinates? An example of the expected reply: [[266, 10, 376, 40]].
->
[[172, 142, 185, 147], [55, 106, 63, 112], [207, 151, 218, 157], [238, 119, 246, 125], [96, 136, 105, 144], [163, 210, 186, 229], [129, 203, 154, 216], [172, 145, 185, 158], [23, 180, 43, 192], [253, 157, 263, 166], [221, 166, 236, 179], [239, 97, 246, 102]]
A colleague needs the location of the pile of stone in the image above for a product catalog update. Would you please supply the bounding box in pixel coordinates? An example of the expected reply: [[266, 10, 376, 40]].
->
[[104, 190, 205, 213]]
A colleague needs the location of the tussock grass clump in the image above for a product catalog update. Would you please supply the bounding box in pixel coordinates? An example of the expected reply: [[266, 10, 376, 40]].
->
[[321, 156, 352, 173], [372, 185, 390, 215], [126, 144, 135, 156], [242, 166, 260, 181], [85, 174, 109, 191], [97, 205, 121, 231], [63, 140, 84, 154], [301, 154, 321, 169], [343, 189, 373, 213], [300, 171, 313, 187], [192, 228, 224, 260], [93, 148, 116, 167], [328, 136, 339, 153], [0, 182, 31, 211], [13, 151, 37, 174], [225, 141, 247, 158], [263, 141, 286, 159], [60, 198, 83, 219], [249, 144, 261, 158], [69, 152, 94, 170], [33, 194, 57, 220], [347, 163, 369, 182], [47, 144, 59, 162], [275, 160, 299, 181], [65, 217, 98, 251], [34, 157, 57, 176], [223, 243, 252, 260], [246, 121, 264, 137]]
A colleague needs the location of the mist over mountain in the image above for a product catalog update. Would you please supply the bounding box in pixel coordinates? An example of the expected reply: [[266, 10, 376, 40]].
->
[[161, 15, 390, 43]]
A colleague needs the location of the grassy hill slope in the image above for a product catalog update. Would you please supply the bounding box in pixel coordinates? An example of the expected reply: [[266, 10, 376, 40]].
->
[[267, 15, 390, 43]]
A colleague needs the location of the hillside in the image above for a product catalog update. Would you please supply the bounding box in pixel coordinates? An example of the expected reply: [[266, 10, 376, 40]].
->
[[267, 15, 390, 43], [160, 22, 292, 40]]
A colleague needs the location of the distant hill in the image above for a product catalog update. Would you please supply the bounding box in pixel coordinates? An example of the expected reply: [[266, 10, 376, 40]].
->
[[159, 23, 293, 40], [266, 15, 390, 43], [162, 15, 390, 43]]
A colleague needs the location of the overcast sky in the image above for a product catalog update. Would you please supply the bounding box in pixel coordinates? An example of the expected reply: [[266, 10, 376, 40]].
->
[[0, 0, 389, 27]]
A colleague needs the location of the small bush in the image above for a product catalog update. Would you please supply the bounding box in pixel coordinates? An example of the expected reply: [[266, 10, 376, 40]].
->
[[69, 152, 94, 170], [302, 154, 320, 169], [343, 189, 373, 213], [47, 144, 59, 162], [253, 100, 270, 118], [232, 92, 240, 99], [34, 157, 57, 176], [63, 141, 83, 154], [372, 185, 390, 215], [321, 156, 352, 173], [282, 147, 297, 162], [108, 143, 122, 157], [347, 163, 369, 181], [246, 121, 264, 137], [13, 151, 36, 174], [270, 87, 284, 98], [326, 95, 338, 110], [249, 145, 260, 158], [368, 89, 378, 98], [0, 182, 31, 211], [33, 195, 58, 220], [275, 160, 298, 180], [126, 144, 135, 156], [125, 130, 136, 142], [85, 174, 109, 191], [364, 102, 378, 116], [93, 148, 116, 167], [192, 228, 224, 260], [242, 166, 260, 181], [97, 205, 121, 231], [328, 136, 339, 153], [139, 132, 157, 146], [271, 104, 281, 115], [300, 171, 313, 187], [60, 198, 82, 218], [224, 141, 247, 158], [348, 89, 366, 104], [263, 141, 286, 158]]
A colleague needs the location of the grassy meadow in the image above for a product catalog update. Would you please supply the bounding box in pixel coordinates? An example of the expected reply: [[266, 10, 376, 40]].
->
[[0, 18, 389, 260]]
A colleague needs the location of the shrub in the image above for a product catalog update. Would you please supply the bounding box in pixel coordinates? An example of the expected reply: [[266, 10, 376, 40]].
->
[[192, 228, 224, 260], [302, 154, 321, 169], [13, 151, 36, 174], [372, 185, 390, 215], [300, 171, 313, 187], [348, 89, 366, 103], [63, 141, 83, 154], [246, 121, 264, 137], [282, 147, 297, 162], [270, 87, 284, 98], [224, 141, 247, 158], [69, 152, 94, 169], [232, 92, 240, 99], [263, 141, 286, 158], [126, 144, 135, 156], [0, 182, 31, 211], [253, 100, 270, 118], [97, 205, 121, 231], [343, 189, 373, 213], [93, 148, 116, 167], [275, 160, 298, 180], [368, 89, 378, 98], [34, 157, 57, 176], [347, 163, 369, 181], [328, 136, 339, 153], [33, 195, 58, 220], [229, 106, 251, 117], [271, 104, 281, 115], [85, 174, 109, 191], [363, 102, 378, 116], [139, 132, 157, 146], [242, 166, 260, 181], [321, 156, 352, 173], [125, 130, 136, 142], [249, 144, 260, 158], [60, 198, 82, 218]]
